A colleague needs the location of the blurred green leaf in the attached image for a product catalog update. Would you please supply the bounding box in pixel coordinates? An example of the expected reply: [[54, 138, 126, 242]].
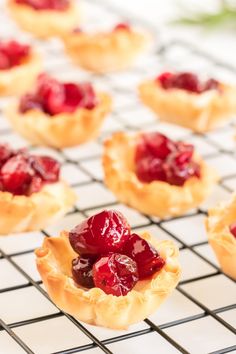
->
[[173, 4, 236, 28]]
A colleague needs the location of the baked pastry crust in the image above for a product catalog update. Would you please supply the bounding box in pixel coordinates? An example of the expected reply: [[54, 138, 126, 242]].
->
[[0, 51, 41, 96], [35, 231, 180, 329], [63, 28, 149, 73], [0, 182, 75, 235], [139, 80, 236, 133], [206, 194, 236, 280], [6, 93, 112, 148], [103, 132, 218, 218], [7, 0, 79, 39]]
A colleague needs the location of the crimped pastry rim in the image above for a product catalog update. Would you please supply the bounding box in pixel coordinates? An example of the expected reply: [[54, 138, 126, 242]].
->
[[0, 50, 42, 96], [7, 0, 79, 38], [5, 92, 112, 148], [0, 181, 76, 235], [139, 80, 236, 133], [35, 231, 181, 329], [206, 194, 236, 279], [103, 131, 218, 218], [63, 28, 150, 73]]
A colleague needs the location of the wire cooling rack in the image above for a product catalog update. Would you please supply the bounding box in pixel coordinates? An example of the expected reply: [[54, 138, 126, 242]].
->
[[0, 1, 236, 353]]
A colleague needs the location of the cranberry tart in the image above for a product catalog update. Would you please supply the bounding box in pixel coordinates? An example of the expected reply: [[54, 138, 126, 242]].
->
[[63, 23, 149, 73], [7, 0, 79, 39], [6, 73, 112, 148], [103, 132, 218, 217], [139, 72, 236, 133], [0, 39, 41, 96], [35, 210, 180, 329], [206, 194, 236, 280], [0, 144, 75, 234]]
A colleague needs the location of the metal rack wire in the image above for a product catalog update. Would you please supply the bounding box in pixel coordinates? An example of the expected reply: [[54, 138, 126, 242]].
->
[[0, 1, 236, 353]]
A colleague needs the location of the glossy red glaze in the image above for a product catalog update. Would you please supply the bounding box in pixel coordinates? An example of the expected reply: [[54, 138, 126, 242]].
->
[[0, 145, 60, 196], [30, 155, 60, 182], [19, 74, 97, 115], [156, 72, 219, 94], [0, 40, 30, 70], [93, 253, 138, 296], [122, 233, 165, 279], [69, 210, 131, 255], [135, 132, 200, 186]]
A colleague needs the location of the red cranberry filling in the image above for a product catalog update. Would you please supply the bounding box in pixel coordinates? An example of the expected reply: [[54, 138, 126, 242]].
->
[[229, 222, 236, 238], [113, 23, 131, 31], [0, 145, 60, 196], [157, 72, 219, 94], [122, 233, 165, 279], [135, 132, 200, 186], [70, 210, 166, 296], [93, 253, 138, 296], [15, 0, 69, 11], [69, 210, 130, 255], [72, 255, 96, 289], [0, 40, 30, 70], [19, 74, 98, 116], [30, 155, 60, 182]]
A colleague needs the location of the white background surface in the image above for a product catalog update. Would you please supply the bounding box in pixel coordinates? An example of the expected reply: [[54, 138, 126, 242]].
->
[[0, 0, 236, 353]]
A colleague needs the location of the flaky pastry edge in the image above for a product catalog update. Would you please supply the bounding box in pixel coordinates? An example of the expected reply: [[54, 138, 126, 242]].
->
[[139, 80, 236, 133], [35, 231, 181, 329], [0, 181, 76, 235], [0, 51, 42, 96], [206, 194, 236, 280], [6, 93, 112, 148], [103, 132, 218, 218], [7, 0, 79, 38], [63, 29, 149, 73]]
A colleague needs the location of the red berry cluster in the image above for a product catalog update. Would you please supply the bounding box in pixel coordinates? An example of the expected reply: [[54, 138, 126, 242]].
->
[[157, 72, 219, 94], [19, 74, 98, 116], [0, 40, 30, 70], [0, 144, 60, 196], [135, 132, 200, 186], [69, 210, 165, 296], [15, 0, 69, 11]]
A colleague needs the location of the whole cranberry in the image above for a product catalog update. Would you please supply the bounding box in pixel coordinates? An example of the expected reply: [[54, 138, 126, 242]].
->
[[157, 72, 173, 89], [0, 155, 34, 195], [122, 233, 165, 279], [72, 255, 95, 289], [93, 253, 138, 296], [30, 155, 60, 182], [229, 222, 236, 238], [143, 132, 176, 160], [136, 156, 166, 183], [69, 210, 131, 255], [172, 72, 200, 93], [36, 74, 65, 115]]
